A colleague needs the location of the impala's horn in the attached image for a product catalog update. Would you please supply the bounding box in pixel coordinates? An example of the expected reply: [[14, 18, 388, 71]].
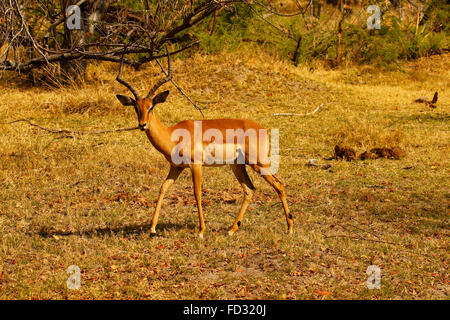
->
[[147, 48, 172, 99], [116, 55, 140, 100]]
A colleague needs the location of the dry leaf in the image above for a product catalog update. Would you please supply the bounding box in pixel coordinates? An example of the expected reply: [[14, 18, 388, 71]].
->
[[315, 289, 330, 296]]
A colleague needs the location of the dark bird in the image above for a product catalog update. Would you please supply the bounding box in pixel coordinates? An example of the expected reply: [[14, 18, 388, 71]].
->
[[414, 91, 438, 108]]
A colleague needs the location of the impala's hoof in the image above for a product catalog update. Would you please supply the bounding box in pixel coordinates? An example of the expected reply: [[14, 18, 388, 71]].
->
[[150, 232, 157, 237], [198, 233, 204, 239], [288, 228, 293, 235], [228, 230, 235, 236]]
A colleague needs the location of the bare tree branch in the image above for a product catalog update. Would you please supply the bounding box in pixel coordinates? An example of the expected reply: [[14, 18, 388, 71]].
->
[[0, 0, 243, 77], [155, 55, 205, 118]]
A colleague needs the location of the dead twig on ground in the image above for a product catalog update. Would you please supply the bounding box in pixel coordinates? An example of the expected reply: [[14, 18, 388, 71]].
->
[[324, 234, 400, 246], [1, 119, 139, 136], [273, 103, 322, 116]]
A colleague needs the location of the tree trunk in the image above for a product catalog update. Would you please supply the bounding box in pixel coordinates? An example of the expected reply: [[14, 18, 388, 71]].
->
[[59, 0, 111, 83], [336, 0, 345, 66]]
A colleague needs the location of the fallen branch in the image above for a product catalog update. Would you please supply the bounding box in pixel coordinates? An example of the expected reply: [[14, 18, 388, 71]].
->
[[273, 103, 322, 116], [1, 119, 139, 136], [345, 222, 381, 240], [324, 234, 399, 246]]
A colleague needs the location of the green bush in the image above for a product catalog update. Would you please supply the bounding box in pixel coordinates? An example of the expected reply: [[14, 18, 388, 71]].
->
[[186, 3, 449, 67]]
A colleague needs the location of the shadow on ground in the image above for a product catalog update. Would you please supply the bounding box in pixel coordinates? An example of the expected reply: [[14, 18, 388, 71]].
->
[[35, 222, 194, 238]]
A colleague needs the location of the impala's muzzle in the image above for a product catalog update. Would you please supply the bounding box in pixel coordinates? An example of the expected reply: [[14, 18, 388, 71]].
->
[[139, 123, 147, 131]]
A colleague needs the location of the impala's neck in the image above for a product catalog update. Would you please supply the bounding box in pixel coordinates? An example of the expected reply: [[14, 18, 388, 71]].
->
[[145, 111, 173, 157]]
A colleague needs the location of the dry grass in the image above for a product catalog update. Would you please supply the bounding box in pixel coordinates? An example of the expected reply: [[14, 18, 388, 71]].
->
[[0, 48, 449, 299]]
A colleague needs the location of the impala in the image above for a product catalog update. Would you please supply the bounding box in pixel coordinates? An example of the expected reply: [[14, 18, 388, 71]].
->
[[115, 53, 293, 238]]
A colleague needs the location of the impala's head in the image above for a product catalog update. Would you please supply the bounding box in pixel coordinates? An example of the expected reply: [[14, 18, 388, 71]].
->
[[116, 91, 170, 131], [115, 51, 172, 131]]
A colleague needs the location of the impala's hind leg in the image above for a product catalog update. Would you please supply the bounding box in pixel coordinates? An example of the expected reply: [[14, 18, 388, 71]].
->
[[150, 165, 184, 235], [229, 164, 256, 236], [251, 164, 293, 234]]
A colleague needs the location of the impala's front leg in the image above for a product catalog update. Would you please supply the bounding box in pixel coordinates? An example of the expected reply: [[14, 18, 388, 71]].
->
[[150, 165, 184, 235], [190, 164, 205, 238]]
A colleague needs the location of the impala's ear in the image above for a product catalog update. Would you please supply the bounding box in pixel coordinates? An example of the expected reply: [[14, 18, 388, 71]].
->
[[152, 90, 169, 106], [116, 94, 135, 106]]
